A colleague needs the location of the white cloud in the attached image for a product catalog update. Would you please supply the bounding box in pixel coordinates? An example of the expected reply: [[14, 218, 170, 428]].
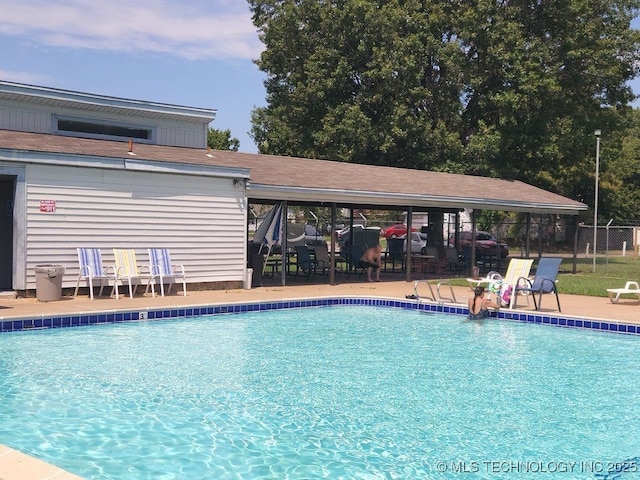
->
[[0, 0, 263, 60]]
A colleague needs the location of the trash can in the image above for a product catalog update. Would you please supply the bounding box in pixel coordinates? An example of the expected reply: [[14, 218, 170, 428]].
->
[[35, 264, 65, 301]]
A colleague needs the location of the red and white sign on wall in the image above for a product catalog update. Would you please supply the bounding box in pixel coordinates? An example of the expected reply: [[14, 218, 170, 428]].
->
[[39, 200, 56, 213]]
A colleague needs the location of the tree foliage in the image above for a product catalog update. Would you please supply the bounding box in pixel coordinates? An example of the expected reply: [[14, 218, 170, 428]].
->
[[248, 0, 640, 210], [597, 109, 640, 222], [207, 128, 240, 151]]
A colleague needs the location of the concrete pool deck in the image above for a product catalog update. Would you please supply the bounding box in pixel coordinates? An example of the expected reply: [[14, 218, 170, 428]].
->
[[1, 279, 639, 325], [1, 279, 639, 479]]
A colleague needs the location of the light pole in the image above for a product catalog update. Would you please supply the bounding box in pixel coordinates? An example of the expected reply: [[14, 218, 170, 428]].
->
[[592, 129, 601, 273]]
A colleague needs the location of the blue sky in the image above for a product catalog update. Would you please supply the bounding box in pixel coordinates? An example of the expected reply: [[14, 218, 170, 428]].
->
[[0, 1, 638, 154], [0, 0, 266, 152]]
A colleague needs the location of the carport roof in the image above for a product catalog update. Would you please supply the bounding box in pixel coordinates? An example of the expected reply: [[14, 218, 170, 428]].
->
[[0, 130, 587, 214]]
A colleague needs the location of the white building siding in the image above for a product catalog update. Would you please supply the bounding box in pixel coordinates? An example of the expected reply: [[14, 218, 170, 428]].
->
[[24, 164, 247, 290], [0, 105, 49, 133], [157, 125, 206, 149], [0, 99, 208, 148]]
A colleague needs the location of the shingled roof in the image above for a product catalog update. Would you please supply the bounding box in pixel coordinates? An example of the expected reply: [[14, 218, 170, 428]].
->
[[0, 129, 587, 214]]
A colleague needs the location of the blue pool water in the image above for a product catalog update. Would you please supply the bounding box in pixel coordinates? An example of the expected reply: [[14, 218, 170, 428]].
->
[[1, 306, 640, 479]]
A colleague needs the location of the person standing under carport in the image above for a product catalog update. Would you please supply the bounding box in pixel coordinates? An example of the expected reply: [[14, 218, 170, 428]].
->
[[361, 244, 382, 282]]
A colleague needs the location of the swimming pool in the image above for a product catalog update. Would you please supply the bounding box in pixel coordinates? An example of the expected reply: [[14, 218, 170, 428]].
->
[[1, 305, 640, 479]]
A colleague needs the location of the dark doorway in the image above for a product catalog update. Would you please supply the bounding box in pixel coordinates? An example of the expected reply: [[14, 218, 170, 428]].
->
[[0, 176, 15, 289]]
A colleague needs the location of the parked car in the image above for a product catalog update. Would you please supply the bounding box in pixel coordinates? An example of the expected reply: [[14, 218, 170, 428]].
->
[[383, 223, 417, 239], [336, 224, 364, 246], [449, 231, 509, 258], [299, 224, 327, 247], [401, 232, 428, 254], [325, 223, 345, 234]]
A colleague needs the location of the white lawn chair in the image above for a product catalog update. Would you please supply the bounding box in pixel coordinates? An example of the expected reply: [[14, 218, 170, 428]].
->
[[74, 248, 117, 300], [147, 248, 187, 297]]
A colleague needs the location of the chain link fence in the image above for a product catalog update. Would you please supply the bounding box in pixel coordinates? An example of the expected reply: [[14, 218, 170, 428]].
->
[[368, 213, 639, 258], [576, 224, 638, 256], [457, 216, 571, 258], [269, 205, 640, 261], [458, 218, 639, 259]]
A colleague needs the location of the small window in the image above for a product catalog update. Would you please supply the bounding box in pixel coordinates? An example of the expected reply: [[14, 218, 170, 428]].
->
[[53, 115, 155, 143], [58, 119, 150, 139]]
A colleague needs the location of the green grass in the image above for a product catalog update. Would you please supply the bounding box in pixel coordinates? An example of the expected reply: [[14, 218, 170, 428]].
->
[[556, 256, 639, 297], [333, 234, 637, 297], [447, 254, 639, 297]]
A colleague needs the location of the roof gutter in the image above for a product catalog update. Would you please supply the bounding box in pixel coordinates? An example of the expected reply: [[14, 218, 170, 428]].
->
[[247, 183, 588, 215], [0, 149, 250, 179]]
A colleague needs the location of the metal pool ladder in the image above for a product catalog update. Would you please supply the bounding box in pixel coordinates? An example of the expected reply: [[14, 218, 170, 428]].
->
[[412, 279, 458, 304]]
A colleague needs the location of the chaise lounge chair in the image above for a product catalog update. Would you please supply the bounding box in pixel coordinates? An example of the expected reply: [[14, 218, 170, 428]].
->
[[606, 281, 640, 304], [466, 271, 503, 290]]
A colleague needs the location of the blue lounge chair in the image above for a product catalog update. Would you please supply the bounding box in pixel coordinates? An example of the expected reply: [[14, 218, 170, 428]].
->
[[512, 257, 562, 312]]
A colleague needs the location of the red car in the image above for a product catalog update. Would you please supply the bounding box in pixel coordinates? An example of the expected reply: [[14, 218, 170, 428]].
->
[[383, 224, 417, 239], [448, 231, 509, 258]]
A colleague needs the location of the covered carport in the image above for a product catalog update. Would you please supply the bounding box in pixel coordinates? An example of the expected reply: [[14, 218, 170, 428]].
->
[[210, 151, 588, 285]]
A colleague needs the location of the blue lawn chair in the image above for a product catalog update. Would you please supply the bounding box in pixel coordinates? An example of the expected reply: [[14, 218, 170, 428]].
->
[[512, 257, 562, 312]]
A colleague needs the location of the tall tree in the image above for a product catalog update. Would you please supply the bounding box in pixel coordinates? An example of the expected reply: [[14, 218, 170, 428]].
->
[[596, 108, 640, 222], [207, 128, 240, 151], [457, 0, 639, 194], [248, 0, 640, 201]]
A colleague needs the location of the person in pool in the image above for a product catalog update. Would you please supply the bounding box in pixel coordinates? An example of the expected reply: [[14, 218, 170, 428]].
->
[[467, 286, 501, 320]]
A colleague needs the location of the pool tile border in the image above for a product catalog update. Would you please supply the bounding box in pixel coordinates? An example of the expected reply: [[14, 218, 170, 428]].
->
[[0, 297, 637, 336]]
